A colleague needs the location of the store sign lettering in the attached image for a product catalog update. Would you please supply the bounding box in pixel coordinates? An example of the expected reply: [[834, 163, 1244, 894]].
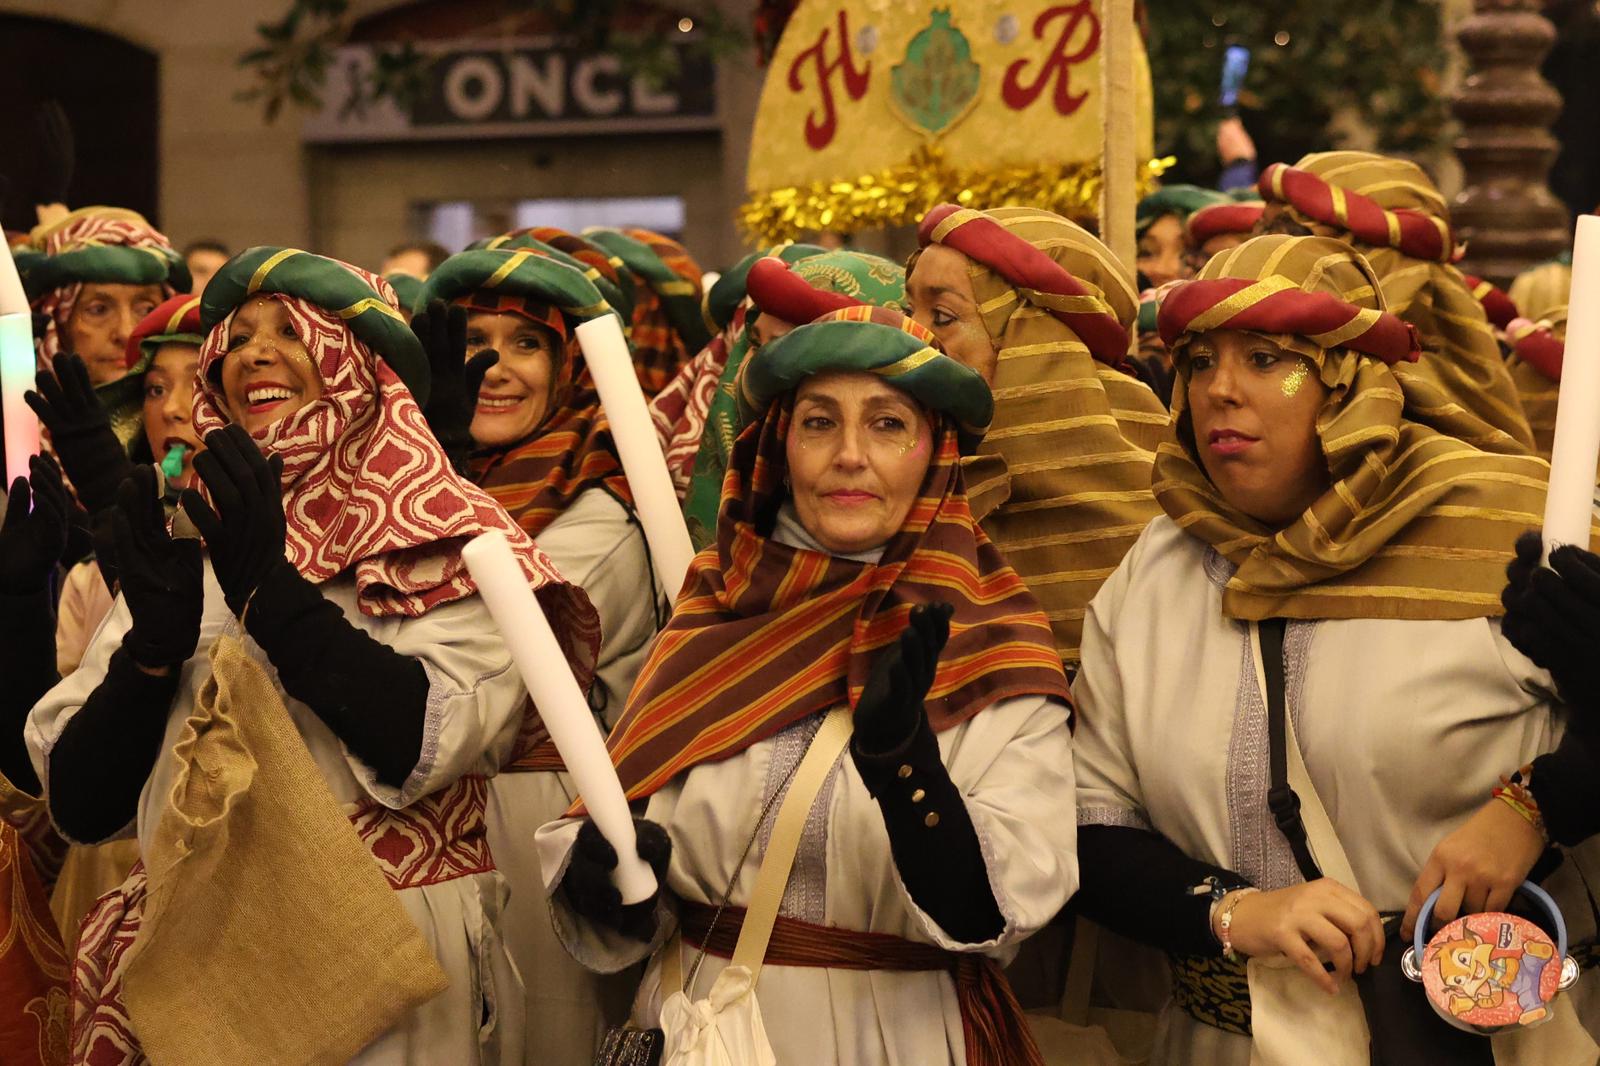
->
[[303, 39, 717, 143]]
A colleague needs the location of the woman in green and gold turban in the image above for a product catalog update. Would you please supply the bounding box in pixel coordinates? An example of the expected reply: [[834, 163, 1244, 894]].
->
[[17, 206, 190, 384], [542, 306, 1074, 1066], [418, 243, 663, 1065]]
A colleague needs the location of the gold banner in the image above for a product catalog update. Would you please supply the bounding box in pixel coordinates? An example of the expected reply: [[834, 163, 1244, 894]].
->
[[744, 0, 1163, 241]]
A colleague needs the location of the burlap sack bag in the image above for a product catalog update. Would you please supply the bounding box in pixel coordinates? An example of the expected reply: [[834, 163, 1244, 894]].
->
[[121, 634, 447, 1065]]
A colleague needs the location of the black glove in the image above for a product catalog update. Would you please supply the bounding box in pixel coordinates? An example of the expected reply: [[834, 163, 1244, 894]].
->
[[0, 454, 68, 594], [413, 299, 498, 473], [25, 353, 133, 513], [853, 602, 954, 756], [112, 467, 203, 669], [561, 818, 672, 942], [180, 425, 286, 616], [34, 101, 74, 206], [849, 604, 1005, 943], [1501, 530, 1600, 714]]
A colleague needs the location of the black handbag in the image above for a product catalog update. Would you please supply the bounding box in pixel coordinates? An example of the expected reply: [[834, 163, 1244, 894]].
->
[[1257, 619, 1493, 1066]]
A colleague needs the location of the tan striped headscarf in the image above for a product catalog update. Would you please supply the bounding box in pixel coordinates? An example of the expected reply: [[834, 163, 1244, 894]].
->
[[1258, 151, 1536, 456], [916, 205, 1170, 665], [1156, 234, 1551, 621]]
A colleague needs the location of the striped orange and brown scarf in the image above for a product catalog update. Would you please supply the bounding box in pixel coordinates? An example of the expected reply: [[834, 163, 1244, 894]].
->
[[462, 297, 632, 540], [595, 395, 1069, 804]]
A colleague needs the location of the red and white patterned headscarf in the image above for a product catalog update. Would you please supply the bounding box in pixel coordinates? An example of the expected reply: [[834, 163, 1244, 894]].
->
[[29, 208, 183, 369], [192, 262, 601, 684]]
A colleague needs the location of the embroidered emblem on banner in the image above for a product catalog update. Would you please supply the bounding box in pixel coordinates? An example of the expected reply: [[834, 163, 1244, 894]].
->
[[891, 9, 981, 137]]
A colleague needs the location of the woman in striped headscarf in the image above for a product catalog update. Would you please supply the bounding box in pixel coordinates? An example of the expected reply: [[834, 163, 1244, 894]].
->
[[29, 248, 598, 1065], [907, 204, 1171, 670], [1256, 151, 1536, 456], [538, 308, 1076, 1066], [1071, 235, 1600, 1065], [16, 207, 190, 383], [674, 247, 911, 548], [417, 244, 666, 1065]]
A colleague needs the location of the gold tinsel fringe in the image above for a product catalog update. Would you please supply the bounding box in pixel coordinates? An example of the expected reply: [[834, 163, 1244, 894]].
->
[[741, 144, 1175, 242]]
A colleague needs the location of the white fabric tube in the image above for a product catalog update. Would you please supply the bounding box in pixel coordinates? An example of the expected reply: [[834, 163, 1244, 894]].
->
[[461, 530, 657, 904], [1542, 214, 1600, 558], [0, 241, 38, 486], [576, 315, 695, 598]]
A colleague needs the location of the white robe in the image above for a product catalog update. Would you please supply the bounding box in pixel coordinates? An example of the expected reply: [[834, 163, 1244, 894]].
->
[[486, 487, 662, 1066], [1072, 516, 1600, 1066], [535, 507, 1078, 1065], [28, 561, 529, 1065]]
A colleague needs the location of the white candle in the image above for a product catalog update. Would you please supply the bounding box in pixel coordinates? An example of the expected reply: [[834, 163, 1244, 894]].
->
[[1542, 213, 1600, 558], [576, 315, 696, 598], [461, 530, 658, 904], [0, 241, 39, 487]]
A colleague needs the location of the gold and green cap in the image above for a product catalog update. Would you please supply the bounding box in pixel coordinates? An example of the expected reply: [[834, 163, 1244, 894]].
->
[[739, 307, 992, 444], [201, 246, 430, 405]]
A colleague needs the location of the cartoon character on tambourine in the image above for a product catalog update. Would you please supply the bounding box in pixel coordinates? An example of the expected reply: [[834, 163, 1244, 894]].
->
[[1404, 881, 1582, 1034]]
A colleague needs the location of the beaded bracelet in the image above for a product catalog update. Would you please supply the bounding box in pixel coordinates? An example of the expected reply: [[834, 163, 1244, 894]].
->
[[1491, 763, 1546, 839], [1216, 888, 1259, 963]]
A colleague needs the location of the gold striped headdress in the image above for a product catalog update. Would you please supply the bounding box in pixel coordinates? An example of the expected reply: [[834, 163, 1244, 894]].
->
[[1155, 234, 1551, 621], [916, 205, 1171, 666], [1258, 152, 1536, 455]]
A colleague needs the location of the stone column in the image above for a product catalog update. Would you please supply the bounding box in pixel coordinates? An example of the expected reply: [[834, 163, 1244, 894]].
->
[[1451, 0, 1570, 285]]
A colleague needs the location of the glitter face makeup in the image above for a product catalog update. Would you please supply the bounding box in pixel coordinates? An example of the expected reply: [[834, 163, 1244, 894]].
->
[[1280, 360, 1310, 398], [785, 370, 934, 554]]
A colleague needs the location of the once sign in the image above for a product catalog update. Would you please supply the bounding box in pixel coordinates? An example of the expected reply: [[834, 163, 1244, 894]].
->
[[303, 38, 718, 142]]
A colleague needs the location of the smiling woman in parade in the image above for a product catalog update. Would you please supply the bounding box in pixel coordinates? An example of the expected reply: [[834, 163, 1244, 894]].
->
[[27, 248, 598, 1065], [1070, 234, 1598, 1064], [418, 243, 663, 1065], [539, 307, 1075, 1065]]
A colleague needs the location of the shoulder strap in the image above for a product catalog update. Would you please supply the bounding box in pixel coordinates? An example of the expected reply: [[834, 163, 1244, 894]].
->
[[730, 705, 854, 978], [1259, 618, 1324, 883]]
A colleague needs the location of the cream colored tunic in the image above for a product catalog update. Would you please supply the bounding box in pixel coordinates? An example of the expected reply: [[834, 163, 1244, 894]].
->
[[28, 561, 529, 1065], [1073, 516, 1600, 1066], [539, 692, 1074, 1065], [532, 506, 1075, 1064], [485, 487, 662, 1066]]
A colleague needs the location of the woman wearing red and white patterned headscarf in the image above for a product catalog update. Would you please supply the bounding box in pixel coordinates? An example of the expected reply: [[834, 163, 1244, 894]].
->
[[28, 247, 599, 1066]]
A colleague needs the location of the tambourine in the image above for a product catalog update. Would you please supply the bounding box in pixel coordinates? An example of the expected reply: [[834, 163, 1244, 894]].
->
[[1401, 881, 1581, 1034]]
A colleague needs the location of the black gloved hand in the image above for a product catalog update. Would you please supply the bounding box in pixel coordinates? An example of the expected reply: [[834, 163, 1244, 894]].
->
[[853, 602, 954, 756], [0, 454, 68, 594], [561, 818, 672, 942], [112, 467, 203, 669], [34, 101, 75, 206], [25, 353, 133, 513], [413, 299, 498, 474], [1502, 530, 1600, 714], [179, 425, 286, 617]]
